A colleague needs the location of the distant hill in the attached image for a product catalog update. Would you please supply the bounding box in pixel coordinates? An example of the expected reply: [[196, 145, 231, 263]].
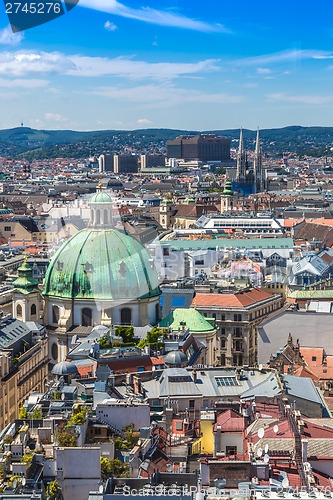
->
[[0, 125, 333, 159]]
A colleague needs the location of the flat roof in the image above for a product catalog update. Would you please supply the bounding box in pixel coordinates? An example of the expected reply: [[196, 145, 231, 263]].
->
[[258, 311, 333, 364]]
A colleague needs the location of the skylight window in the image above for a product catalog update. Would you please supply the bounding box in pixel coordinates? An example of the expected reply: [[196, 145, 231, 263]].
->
[[215, 376, 237, 387]]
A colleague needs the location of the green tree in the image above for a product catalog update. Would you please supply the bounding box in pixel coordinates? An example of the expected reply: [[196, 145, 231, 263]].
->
[[58, 427, 77, 447], [46, 480, 62, 500], [29, 407, 42, 419], [70, 407, 88, 425], [100, 457, 129, 478], [21, 453, 33, 466], [115, 326, 134, 343], [19, 405, 27, 419]]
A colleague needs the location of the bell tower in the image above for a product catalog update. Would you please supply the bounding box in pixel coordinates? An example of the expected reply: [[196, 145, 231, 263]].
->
[[12, 256, 41, 323]]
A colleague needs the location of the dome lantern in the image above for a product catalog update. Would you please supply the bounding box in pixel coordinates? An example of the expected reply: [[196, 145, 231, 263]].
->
[[88, 184, 114, 228]]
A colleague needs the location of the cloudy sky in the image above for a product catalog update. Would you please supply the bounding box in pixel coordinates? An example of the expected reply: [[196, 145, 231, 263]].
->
[[0, 0, 333, 131]]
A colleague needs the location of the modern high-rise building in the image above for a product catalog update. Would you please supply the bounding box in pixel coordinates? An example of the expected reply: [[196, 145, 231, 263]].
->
[[113, 154, 139, 174], [166, 134, 230, 162], [98, 154, 114, 173], [140, 154, 166, 169]]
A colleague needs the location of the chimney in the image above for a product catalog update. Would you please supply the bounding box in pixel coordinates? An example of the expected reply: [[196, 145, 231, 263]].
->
[[192, 370, 197, 383], [301, 439, 308, 462]]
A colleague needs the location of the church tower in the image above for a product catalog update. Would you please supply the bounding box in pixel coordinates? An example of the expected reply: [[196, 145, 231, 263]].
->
[[159, 197, 175, 229], [12, 257, 40, 323], [253, 127, 264, 193], [220, 173, 236, 212], [236, 128, 247, 183]]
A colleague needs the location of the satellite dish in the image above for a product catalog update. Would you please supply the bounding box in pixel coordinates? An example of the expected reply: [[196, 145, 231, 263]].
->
[[99, 485, 104, 493], [282, 478, 289, 488], [265, 444, 269, 453], [257, 448, 263, 457], [273, 424, 279, 433], [258, 427, 265, 439], [264, 454, 270, 463]]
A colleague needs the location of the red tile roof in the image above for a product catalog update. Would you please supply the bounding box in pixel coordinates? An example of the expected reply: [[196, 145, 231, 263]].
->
[[214, 409, 244, 432], [193, 288, 274, 308]]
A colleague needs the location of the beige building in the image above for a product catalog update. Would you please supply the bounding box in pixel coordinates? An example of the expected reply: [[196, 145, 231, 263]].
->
[[192, 288, 283, 366], [0, 330, 48, 430]]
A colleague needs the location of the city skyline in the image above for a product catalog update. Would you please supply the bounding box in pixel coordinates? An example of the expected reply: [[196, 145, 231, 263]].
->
[[0, 0, 332, 131]]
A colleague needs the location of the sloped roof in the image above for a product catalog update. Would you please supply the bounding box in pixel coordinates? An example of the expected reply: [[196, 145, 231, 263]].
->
[[160, 308, 215, 333], [193, 288, 274, 308]]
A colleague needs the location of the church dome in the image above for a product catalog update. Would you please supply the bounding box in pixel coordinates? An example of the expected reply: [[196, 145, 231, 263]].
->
[[223, 180, 233, 196], [164, 350, 187, 366], [43, 228, 160, 301], [89, 190, 112, 204], [52, 360, 79, 376]]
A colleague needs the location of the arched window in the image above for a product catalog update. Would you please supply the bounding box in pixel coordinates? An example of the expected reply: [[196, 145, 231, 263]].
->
[[82, 307, 92, 327], [52, 305, 60, 324], [104, 209, 109, 225], [120, 308, 132, 325], [16, 304, 22, 318], [31, 304, 37, 316], [96, 209, 101, 225]]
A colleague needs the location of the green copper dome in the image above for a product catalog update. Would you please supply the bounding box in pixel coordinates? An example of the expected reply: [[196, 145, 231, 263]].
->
[[159, 308, 215, 333], [13, 260, 39, 294], [89, 191, 112, 204], [223, 181, 233, 196], [42, 228, 160, 301]]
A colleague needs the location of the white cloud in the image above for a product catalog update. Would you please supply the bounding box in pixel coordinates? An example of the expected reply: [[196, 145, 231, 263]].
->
[[267, 93, 331, 104], [67, 55, 220, 79], [104, 20, 118, 31], [79, 0, 226, 32], [0, 50, 220, 80], [92, 83, 243, 106], [45, 113, 70, 123], [136, 118, 153, 125], [0, 51, 75, 77], [237, 49, 333, 66], [256, 67, 272, 74], [0, 26, 24, 46], [0, 78, 49, 88]]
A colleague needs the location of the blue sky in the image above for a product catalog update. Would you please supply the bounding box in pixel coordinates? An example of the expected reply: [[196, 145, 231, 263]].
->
[[0, 0, 333, 131]]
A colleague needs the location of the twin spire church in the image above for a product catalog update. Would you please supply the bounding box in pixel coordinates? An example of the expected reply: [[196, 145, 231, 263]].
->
[[235, 128, 266, 194]]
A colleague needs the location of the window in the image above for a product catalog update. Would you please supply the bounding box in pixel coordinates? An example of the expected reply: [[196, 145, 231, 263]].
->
[[221, 327, 226, 335], [82, 307, 92, 327], [312, 356, 316, 362], [52, 305, 60, 324], [220, 354, 226, 366], [31, 304, 37, 316], [4, 226, 11, 231], [16, 304, 22, 318], [215, 376, 237, 387], [234, 314, 242, 321], [120, 307, 132, 325], [221, 338, 226, 349], [233, 340, 243, 351], [221, 314, 226, 321], [189, 399, 195, 409], [233, 327, 242, 336], [163, 247, 170, 256], [226, 446, 237, 456], [176, 421, 183, 431], [194, 260, 204, 265]]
